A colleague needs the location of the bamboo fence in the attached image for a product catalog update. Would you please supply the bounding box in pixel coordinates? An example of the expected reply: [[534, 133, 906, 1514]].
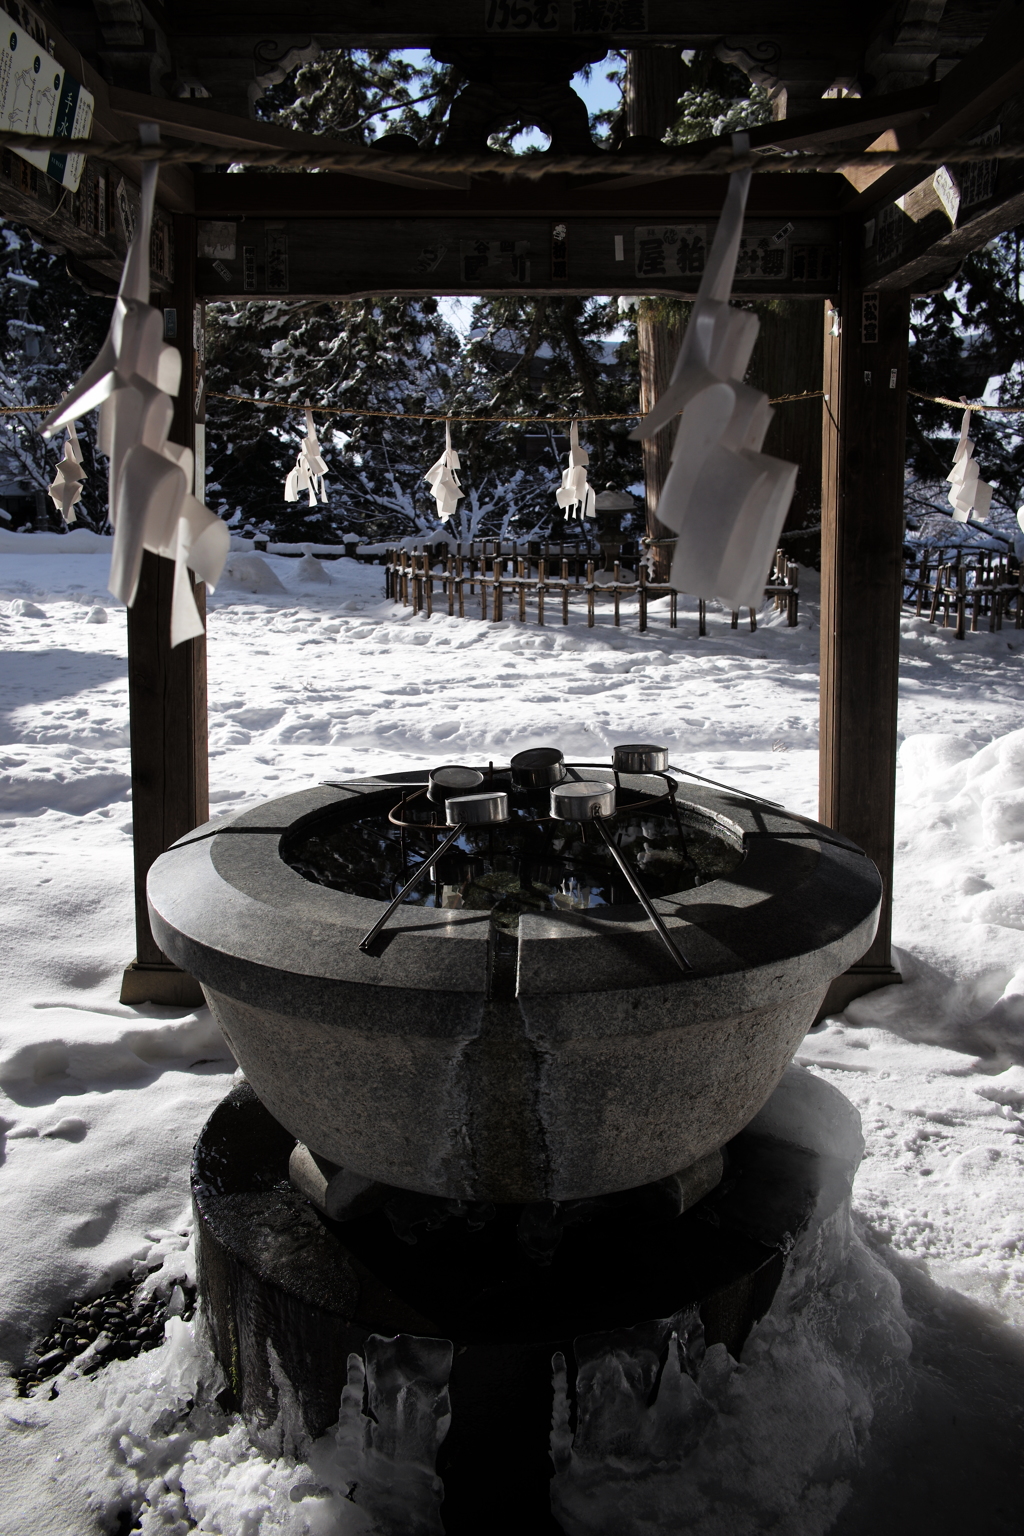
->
[[902, 544, 1024, 638], [384, 541, 800, 634]]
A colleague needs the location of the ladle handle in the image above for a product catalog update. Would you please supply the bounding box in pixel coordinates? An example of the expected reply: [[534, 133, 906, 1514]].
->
[[359, 822, 465, 952], [593, 815, 693, 974]]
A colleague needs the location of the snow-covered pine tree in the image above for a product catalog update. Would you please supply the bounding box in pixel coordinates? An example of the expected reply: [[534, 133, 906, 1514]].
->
[[205, 295, 472, 543], [0, 223, 112, 530], [906, 233, 1024, 545]]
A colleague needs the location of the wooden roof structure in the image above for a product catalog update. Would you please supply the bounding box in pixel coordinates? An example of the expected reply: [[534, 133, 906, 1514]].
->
[[3, 0, 1023, 1010]]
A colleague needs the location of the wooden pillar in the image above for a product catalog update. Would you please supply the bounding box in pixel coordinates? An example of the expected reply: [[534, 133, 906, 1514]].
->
[[817, 238, 909, 1016], [626, 47, 686, 583], [744, 300, 823, 566], [120, 213, 208, 1007], [636, 306, 684, 580]]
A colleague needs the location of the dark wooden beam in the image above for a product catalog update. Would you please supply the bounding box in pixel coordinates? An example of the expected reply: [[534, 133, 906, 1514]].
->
[[817, 237, 909, 1017], [162, 0, 874, 48], [848, 4, 1024, 214], [193, 169, 847, 220], [744, 84, 939, 152], [867, 179, 1024, 292], [191, 212, 840, 301], [120, 212, 207, 1008], [597, 82, 940, 194]]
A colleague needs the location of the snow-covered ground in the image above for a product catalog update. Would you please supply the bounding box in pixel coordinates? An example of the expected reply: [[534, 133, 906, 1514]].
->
[[2, 540, 1024, 1533]]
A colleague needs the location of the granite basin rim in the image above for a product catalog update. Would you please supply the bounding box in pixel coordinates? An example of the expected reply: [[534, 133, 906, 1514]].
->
[[147, 773, 883, 1015]]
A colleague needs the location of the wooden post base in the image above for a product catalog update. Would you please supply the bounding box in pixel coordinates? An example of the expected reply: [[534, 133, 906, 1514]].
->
[[815, 962, 903, 1023], [119, 960, 206, 1008]]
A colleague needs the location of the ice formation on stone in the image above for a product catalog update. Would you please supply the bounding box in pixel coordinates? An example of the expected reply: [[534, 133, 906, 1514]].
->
[[284, 409, 329, 507], [47, 418, 86, 524], [631, 134, 798, 611], [39, 146, 229, 648], [947, 407, 993, 522], [424, 420, 465, 523], [549, 1068, 913, 1536], [556, 419, 597, 521]]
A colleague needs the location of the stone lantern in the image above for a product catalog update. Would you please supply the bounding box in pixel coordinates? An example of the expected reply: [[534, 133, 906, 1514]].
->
[[594, 487, 636, 569]]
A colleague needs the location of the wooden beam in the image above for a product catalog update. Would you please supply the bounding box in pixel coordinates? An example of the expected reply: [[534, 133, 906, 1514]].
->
[[193, 169, 847, 220], [120, 213, 207, 1008], [38, 23, 195, 214], [159, 1, 870, 49], [105, 87, 470, 193], [192, 212, 841, 301], [847, 4, 1024, 215], [870, 186, 1024, 292], [597, 83, 940, 195], [817, 239, 909, 1017]]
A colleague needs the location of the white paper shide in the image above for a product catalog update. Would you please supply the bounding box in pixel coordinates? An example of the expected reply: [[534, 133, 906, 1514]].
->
[[555, 419, 596, 521], [947, 407, 993, 522], [47, 417, 87, 524], [285, 409, 329, 507], [40, 150, 229, 648], [424, 420, 465, 523], [631, 135, 798, 610]]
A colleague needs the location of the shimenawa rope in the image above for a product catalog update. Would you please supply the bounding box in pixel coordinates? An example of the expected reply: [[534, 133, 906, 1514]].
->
[[0, 129, 1021, 179]]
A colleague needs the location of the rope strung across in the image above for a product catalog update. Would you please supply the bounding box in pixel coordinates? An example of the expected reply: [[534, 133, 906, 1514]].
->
[[8, 390, 1024, 421], [3, 390, 826, 421], [1, 129, 1023, 178]]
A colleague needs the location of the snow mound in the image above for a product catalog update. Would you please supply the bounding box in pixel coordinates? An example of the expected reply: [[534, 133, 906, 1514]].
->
[[899, 728, 1024, 844], [218, 555, 286, 594], [85, 606, 107, 624], [7, 598, 46, 618], [0, 764, 131, 815], [296, 551, 331, 585], [0, 529, 110, 554]]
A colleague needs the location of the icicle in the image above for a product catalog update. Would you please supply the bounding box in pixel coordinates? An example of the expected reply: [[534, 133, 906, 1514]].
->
[[424, 420, 465, 523], [39, 128, 228, 648], [47, 416, 86, 524], [630, 133, 798, 611], [555, 420, 596, 521], [946, 407, 993, 522]]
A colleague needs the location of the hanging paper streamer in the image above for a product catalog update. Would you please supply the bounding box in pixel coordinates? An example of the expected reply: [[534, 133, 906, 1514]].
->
[[47, 418, 87, 524], [630, 134, 797, 611], [555, 420, 596, 521], [947, 407, 993, 522], [424, 420, 465, 523], [39, 136, 229, 648], [285, 409, 329, 507]]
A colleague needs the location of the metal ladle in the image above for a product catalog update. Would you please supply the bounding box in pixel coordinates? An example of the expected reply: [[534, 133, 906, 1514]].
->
[[359, 790, 509, 952], [550, 781, 692, 975]]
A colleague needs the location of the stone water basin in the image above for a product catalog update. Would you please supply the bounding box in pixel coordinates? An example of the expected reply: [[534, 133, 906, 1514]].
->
[[146, 765, 881, 1204]]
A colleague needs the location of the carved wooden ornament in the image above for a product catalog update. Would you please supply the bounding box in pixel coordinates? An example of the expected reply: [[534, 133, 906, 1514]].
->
[[40, 154, 229, 648], [631, 134, 798, 611]]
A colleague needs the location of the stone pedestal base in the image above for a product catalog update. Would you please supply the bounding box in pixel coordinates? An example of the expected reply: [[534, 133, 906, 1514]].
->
[[192, 1083, 845, 1533], [119, 960, 205, 1007], [816, 960, 902, 1021]]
